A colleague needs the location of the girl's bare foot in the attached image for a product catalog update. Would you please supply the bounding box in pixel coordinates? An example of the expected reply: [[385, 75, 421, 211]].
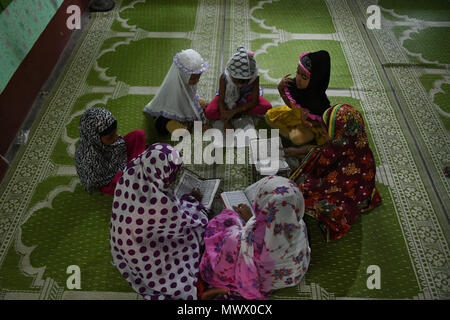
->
[[200, 287, 229, 300]]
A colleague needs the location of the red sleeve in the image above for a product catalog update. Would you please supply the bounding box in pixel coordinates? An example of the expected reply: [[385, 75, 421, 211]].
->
[[98, 170, 123, 196], [303, 142, 345, 177]]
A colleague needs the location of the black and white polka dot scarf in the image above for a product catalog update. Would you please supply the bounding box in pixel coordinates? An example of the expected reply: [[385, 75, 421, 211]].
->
[[110, 143, 208, 300], [75, 108, 127, 194]]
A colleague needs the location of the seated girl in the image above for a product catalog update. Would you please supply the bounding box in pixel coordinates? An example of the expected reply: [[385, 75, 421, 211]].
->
[[143, 49, 210, 135], [199, 176, 310, 300], [204, 46, 272, 130], [75, 107, 146, 195], [286, 104, 382, 241], [110, 143, 209, 300], [265, 50, 331, 146]]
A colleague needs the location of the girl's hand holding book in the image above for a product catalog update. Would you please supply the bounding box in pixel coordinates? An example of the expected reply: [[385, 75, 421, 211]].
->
[[233, 203, 252, 222], [191, 188, 203, 202], [281, 146, 313, 159]]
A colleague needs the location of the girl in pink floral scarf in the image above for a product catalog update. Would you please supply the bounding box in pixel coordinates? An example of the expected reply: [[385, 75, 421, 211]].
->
[[199, 176, 310, 300]]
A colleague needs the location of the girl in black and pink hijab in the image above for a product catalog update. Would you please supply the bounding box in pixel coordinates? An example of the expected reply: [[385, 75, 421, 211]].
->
[[265, 50, 331, 146]]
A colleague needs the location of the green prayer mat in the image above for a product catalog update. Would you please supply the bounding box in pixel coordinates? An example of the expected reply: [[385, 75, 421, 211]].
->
[[0, 0, 448, 300]]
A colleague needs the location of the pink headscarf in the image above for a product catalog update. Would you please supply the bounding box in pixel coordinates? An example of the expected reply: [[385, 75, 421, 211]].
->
[[199, 176, 310, 299]]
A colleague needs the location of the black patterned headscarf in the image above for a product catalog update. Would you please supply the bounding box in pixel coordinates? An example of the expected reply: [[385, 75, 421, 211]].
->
[[75, 108, 127, 194], [225, 46, 257, 80], [224, 46, 258, 108]]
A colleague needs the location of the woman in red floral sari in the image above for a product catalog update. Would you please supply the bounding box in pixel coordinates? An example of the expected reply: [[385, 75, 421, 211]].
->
[[286, 104, 382, 241]]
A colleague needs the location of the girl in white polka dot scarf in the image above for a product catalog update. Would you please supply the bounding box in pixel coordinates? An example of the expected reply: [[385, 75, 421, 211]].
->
[[110, 143, 208, 300]]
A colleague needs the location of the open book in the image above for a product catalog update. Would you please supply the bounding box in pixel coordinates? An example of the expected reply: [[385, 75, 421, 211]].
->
[[174, 169, 221, 210], [211, 115, 256, 148], [249, 137, 290, 175], [220, 180, 260, 215]]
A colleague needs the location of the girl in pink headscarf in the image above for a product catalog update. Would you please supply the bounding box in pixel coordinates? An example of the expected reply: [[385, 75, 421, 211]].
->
[[199, 176, 310, 300]]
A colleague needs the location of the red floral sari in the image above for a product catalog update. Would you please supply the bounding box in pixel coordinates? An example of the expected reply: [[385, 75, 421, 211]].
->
[[290, 104, 382, 241]]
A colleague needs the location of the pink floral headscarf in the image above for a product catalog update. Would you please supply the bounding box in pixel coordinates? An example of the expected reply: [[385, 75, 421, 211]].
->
[[199, 176, 310, 299]]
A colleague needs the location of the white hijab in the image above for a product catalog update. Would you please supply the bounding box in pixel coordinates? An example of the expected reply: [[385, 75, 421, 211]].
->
[[143, 49, 209, 122]]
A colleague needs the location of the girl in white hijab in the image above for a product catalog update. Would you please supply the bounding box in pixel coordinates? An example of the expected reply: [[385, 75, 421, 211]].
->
[[143, 49, 209, 135]]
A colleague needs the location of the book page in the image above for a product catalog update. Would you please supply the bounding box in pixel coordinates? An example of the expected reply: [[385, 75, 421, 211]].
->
[[221, 191, 255, 215], [174, 170, 220, 209], [250, 137, 290, 173], [197, 178, 221, 209], [243, 180, 260, 203], [174, 171, 201, 198]]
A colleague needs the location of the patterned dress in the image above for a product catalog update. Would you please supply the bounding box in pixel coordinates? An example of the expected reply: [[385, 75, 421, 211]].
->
[[75, 107, 146, 195], [75, 108, 127, 194], [290, 104, 382, 241]]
